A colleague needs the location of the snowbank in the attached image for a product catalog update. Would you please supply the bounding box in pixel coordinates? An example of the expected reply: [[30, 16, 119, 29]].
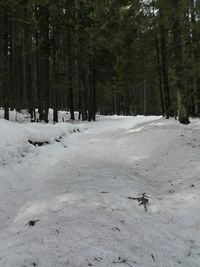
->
[[0, 119, 86, 165]]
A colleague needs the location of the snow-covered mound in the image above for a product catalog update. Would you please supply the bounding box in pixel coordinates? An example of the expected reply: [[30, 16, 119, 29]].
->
[[0, 119, 86, 165], [24, 122, 86, 144]]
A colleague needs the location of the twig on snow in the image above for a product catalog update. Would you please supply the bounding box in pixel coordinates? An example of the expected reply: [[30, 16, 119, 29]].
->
[[113, 258, 134, 267]]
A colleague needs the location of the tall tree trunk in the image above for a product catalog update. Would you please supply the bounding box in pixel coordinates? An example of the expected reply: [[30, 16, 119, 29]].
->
[[88, 52, 96, 121], [155, 37, 165, 116], [190, 0, 200, 114], [171, 0, 190, 124], [67, 28, 75, 120], [159, 16, 171, 118], [92, 64, 96, 121], [38, 3, 49, 122], [82, 74, 88, 121], [24, 8, 34, 119], [3, 11, 9, 120]]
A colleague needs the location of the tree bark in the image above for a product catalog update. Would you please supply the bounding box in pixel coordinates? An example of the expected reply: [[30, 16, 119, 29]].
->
[[171, 0, 190, 124], [37, 3, 49, 122], [155, 37, 165, 116], [159, 17, 171, 118], [67, 27, 75, 121], [3, 10, 9, 120]]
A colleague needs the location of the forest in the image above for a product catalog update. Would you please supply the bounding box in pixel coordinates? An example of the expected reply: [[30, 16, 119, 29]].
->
[[1, 1, 200, 266], [0, 0, 200, 124]]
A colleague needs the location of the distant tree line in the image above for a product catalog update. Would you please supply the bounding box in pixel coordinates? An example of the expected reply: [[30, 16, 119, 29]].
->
[[0, 0, 200, 124]]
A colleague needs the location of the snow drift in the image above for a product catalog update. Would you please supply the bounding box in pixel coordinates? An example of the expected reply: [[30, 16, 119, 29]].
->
[[0, 119, 86, 165]]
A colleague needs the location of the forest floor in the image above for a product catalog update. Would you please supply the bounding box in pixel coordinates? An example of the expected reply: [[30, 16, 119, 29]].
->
[[0, 115, 200, 267]]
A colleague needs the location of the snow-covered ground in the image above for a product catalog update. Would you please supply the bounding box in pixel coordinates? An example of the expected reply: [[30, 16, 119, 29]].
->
[[0, 115, 200, 267]]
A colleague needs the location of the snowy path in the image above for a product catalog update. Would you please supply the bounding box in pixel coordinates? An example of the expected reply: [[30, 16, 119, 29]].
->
[[0, 116, 200, 267]]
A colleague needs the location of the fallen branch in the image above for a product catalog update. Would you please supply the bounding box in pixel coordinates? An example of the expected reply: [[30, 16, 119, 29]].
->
[[25, 220, 40, 227], [128, 193, 149, 211], [113, 258, 134, 267]]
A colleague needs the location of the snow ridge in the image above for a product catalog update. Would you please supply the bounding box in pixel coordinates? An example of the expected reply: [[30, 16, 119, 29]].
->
[[0, 119, 86, 165]]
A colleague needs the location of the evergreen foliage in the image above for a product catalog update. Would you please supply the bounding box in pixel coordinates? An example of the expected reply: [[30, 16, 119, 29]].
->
[[0, 0, 199, 123]]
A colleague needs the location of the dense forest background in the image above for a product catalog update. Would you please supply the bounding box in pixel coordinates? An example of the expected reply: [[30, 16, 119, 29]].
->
[[0, 0, 200, 124]]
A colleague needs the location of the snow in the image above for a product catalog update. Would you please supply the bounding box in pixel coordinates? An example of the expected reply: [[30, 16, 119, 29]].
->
[[0, 119, 86, 165], [0, 115, 200, 267], [0, 109, 80, 123]]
